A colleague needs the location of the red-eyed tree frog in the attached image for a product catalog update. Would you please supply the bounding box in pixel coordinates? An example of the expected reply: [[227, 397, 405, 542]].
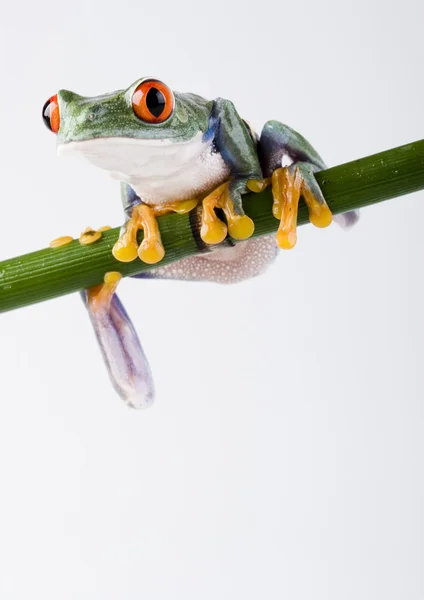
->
[[43, 77, 358, 408]]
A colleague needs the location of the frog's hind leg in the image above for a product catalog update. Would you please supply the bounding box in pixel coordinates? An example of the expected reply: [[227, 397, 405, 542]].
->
[[82, 272, 154, 409], [256, 121, 359, 248], [332, 209, 360, 228]]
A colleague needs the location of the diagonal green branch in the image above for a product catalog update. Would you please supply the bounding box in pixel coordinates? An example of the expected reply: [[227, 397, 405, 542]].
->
[[1, 139, 424, 313]]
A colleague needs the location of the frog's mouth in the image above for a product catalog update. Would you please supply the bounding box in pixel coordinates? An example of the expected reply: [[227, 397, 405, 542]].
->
[[57, 133, 206, 181]]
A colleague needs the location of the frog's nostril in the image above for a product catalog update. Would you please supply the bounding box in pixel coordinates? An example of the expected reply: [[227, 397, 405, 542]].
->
[[87, 113, 95, 121]]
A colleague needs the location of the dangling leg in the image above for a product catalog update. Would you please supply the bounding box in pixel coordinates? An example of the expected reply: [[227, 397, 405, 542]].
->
[[83, 272, 154, 409], [254, 120, 359, 249]]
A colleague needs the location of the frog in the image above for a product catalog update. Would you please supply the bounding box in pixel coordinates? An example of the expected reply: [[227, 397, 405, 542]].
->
[[43, 77, 358, 409]]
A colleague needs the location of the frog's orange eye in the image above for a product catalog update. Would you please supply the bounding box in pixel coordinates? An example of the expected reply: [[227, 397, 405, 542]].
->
[[42, 95, 60, 133], [131, 80, 174, 124]]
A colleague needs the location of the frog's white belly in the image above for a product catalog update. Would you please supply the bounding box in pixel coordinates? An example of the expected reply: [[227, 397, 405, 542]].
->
[[59, 133, 231, 205]]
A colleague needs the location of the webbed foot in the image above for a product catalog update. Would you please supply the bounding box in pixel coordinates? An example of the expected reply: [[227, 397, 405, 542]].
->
[[112, 204, 165, 264], [154, 198, 199, 216], [86, 271, 122, 310], [49, 235, 74, 248], [113, 200, 200, 264], [50, 225, 112, 249], [272, 164, 332, 249], [249, 164, 332, 249], [79, 225, 111, 245], [200, 182, 255, 245]]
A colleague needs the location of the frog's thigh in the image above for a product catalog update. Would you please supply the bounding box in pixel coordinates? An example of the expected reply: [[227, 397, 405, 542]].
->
[[140, 236, 277, 284]]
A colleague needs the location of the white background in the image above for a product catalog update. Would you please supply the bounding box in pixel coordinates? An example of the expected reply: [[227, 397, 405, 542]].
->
[[0, 0, 423, 598]]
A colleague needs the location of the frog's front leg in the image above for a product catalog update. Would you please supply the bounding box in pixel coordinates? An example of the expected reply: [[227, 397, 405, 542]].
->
[[83, 271, 154, 409], [112, 202, 165, 264], [256, 121, 359, 249], [200, 180, 255, 244], [200, 98, 262, 245], [112, 199, 198, 264]]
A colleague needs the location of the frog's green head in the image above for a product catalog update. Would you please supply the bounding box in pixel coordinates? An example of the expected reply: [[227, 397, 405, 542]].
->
[[42, 78, 212, 175]]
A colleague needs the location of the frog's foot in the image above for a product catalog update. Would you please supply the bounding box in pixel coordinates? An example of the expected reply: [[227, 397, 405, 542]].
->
[[79, 225, 111, 245], [112, 200, 199, 264], [271, 164, 332, 249], [84, 271, 154, 409], [50, 225, 111, 249], [86, 271, 122, 312], [247, 178, 271, 193], [154, 198, 199, 216], [49, 235, 74, 248], [200, 182, 255, 245], [113, 204, 165, 264]]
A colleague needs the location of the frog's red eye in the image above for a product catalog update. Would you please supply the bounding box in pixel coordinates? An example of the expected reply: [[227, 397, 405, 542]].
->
[[132, 80, 174, 124], [42, 95, 60, 133]]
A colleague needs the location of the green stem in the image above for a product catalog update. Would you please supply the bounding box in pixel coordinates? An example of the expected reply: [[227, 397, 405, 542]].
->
[[1, 139, 424, 313]]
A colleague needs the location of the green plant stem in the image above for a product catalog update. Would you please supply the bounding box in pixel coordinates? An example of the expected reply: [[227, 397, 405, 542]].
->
[[1, 139, 424, 313]]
